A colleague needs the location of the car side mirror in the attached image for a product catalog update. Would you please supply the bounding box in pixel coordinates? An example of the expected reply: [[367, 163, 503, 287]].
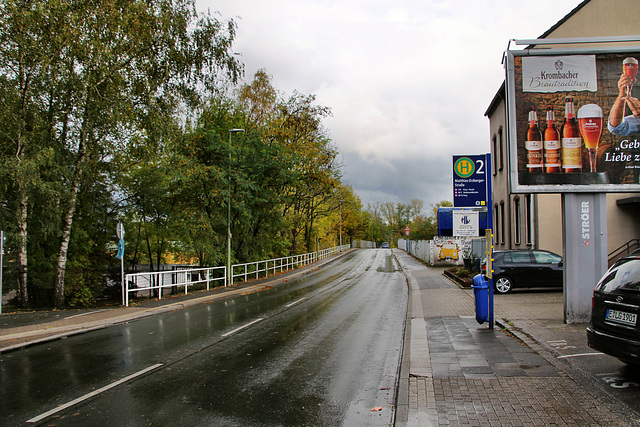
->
[[558, 261, 563, 267]]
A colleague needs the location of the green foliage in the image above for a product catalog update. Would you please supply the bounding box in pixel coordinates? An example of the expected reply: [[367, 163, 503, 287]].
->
[[0, 0, 243, 307]]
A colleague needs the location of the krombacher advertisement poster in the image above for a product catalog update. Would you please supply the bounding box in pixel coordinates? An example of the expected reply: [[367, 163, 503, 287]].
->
[[506, 46, 640, 193]]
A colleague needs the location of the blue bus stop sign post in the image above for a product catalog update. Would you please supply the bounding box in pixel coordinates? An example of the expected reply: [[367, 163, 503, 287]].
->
[[453, 154, 493, 329], [485, 153, 494, 330]]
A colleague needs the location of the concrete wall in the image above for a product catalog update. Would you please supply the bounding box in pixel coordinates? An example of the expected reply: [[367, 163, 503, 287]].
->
[[536, 194, 564, 255]]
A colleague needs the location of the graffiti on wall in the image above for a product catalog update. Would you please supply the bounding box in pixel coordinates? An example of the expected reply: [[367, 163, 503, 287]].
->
[[433, 237, 472, 266]]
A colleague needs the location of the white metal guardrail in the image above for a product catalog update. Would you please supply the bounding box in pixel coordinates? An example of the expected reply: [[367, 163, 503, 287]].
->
[[123, 244, 351, 306], [231, 253, 315, 284], [124, 266, 226, 307], [230, 244, 350, 286]]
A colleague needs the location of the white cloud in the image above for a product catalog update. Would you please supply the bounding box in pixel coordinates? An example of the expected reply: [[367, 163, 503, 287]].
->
[[201, 0, 582, 207]]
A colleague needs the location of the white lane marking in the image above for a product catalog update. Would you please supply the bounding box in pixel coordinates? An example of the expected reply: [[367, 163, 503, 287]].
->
[[64, 309, 109, 319], [27, 363, 163, 423], [557, 352, 604, 359], [221, 318, 264, 338], [286, 297, 306, 308]]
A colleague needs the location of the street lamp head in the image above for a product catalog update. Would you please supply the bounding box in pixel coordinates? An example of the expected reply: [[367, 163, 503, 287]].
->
[[229, 128, 245, 133]]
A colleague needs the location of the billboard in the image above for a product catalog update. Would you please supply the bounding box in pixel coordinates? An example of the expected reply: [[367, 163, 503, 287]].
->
[[505, 44, 640, 193]]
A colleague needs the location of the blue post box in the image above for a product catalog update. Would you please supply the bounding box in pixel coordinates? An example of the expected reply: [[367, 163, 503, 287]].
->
[[472, 274, 489, 324]]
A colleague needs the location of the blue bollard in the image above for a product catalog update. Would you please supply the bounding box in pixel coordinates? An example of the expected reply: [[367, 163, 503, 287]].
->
[[472, 274, 489, 324]]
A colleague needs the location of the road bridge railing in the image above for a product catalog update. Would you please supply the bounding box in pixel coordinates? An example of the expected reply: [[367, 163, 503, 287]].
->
[[123, 244, 351, 306], [124, 266, 226, 307], [231, 252, 316, 285]]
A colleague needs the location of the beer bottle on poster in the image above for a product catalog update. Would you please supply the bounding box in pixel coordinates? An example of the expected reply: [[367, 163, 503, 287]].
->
[[525, 107, 543, 173], [544, 105, 561, 173], [561, 96, 582, 173]]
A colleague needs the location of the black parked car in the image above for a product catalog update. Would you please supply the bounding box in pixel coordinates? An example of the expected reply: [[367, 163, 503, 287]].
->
[[587, 253, 640, 366], [485, 249, 563, 293]]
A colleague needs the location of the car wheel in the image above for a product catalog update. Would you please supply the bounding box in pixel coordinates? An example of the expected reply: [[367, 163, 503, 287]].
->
[[494, 276, 513, 294]]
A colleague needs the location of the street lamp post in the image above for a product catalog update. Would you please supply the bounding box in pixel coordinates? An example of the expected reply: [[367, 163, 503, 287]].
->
[[339, 200, 343, 248], [227, 129, 245, 286]]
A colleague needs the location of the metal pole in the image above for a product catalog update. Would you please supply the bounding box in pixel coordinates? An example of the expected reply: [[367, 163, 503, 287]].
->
[[485, 152, 494, 330], [227, 130, 231, 287], [227, 129, 245, 287], [339, 200, 343, 247], [116, 223, 125, 306], [121, 252, 125, 306], [0, 231, 3, 314]]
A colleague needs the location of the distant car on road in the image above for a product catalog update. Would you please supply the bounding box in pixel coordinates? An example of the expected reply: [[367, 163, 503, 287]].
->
[[381, 242, 390, 249], [483, 249, 563, 293], [587, 253, 640, 366]]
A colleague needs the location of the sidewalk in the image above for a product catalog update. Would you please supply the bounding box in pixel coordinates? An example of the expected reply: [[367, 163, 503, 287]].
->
[[393, 249, 636, 426]]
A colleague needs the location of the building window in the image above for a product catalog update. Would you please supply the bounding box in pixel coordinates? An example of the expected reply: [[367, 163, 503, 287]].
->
[[514, 197, 521, 245], [525, 194, 533, 246], [500, 201, 506, 245], [494, 203, 500, 245], [498, 127, 504, 172], [492, 135, 498, 176]]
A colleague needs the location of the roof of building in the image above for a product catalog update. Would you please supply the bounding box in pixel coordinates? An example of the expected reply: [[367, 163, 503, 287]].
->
[[483, 81, 504, 118], [484, 0, 592, 117]]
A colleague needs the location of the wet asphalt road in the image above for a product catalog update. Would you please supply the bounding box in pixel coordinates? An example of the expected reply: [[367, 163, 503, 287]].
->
[[0, 249, 407, 426]]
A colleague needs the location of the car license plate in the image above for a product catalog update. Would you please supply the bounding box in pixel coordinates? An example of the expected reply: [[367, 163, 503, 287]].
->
[[606, 309, 637, 326]]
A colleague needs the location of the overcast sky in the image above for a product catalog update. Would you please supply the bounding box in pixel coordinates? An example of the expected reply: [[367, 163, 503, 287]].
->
[[199, 0, 583, 212]]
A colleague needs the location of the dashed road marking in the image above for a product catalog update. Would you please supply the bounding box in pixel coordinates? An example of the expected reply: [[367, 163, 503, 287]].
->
[[286, 297, 306, 308], [221, 318, 264, 338], [27, 363, 163, 423]]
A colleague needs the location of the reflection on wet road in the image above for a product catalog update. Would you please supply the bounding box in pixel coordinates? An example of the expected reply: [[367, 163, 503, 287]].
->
[[0, 249, 407, 426]]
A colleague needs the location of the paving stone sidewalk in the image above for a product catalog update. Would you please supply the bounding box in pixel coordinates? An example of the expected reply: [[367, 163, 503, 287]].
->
[[393, 249, 634, 427]]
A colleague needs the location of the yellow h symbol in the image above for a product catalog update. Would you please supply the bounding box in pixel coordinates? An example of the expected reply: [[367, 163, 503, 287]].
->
[[459, 160, 472, 175]]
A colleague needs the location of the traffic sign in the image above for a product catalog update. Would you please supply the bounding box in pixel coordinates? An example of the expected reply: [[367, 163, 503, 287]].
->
[[116, 222, 125, 239], [453, 155, 488, 208]]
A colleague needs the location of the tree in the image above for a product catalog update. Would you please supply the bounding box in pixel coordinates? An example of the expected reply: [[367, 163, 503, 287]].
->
[[0, 0, 71, 306], [236, 69, 278, 130], [0, 0, 243, 307], [271, 91, 339, 254]]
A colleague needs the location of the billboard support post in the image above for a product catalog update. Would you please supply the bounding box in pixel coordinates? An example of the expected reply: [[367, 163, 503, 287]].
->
[[562, 193, 608, 323]]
